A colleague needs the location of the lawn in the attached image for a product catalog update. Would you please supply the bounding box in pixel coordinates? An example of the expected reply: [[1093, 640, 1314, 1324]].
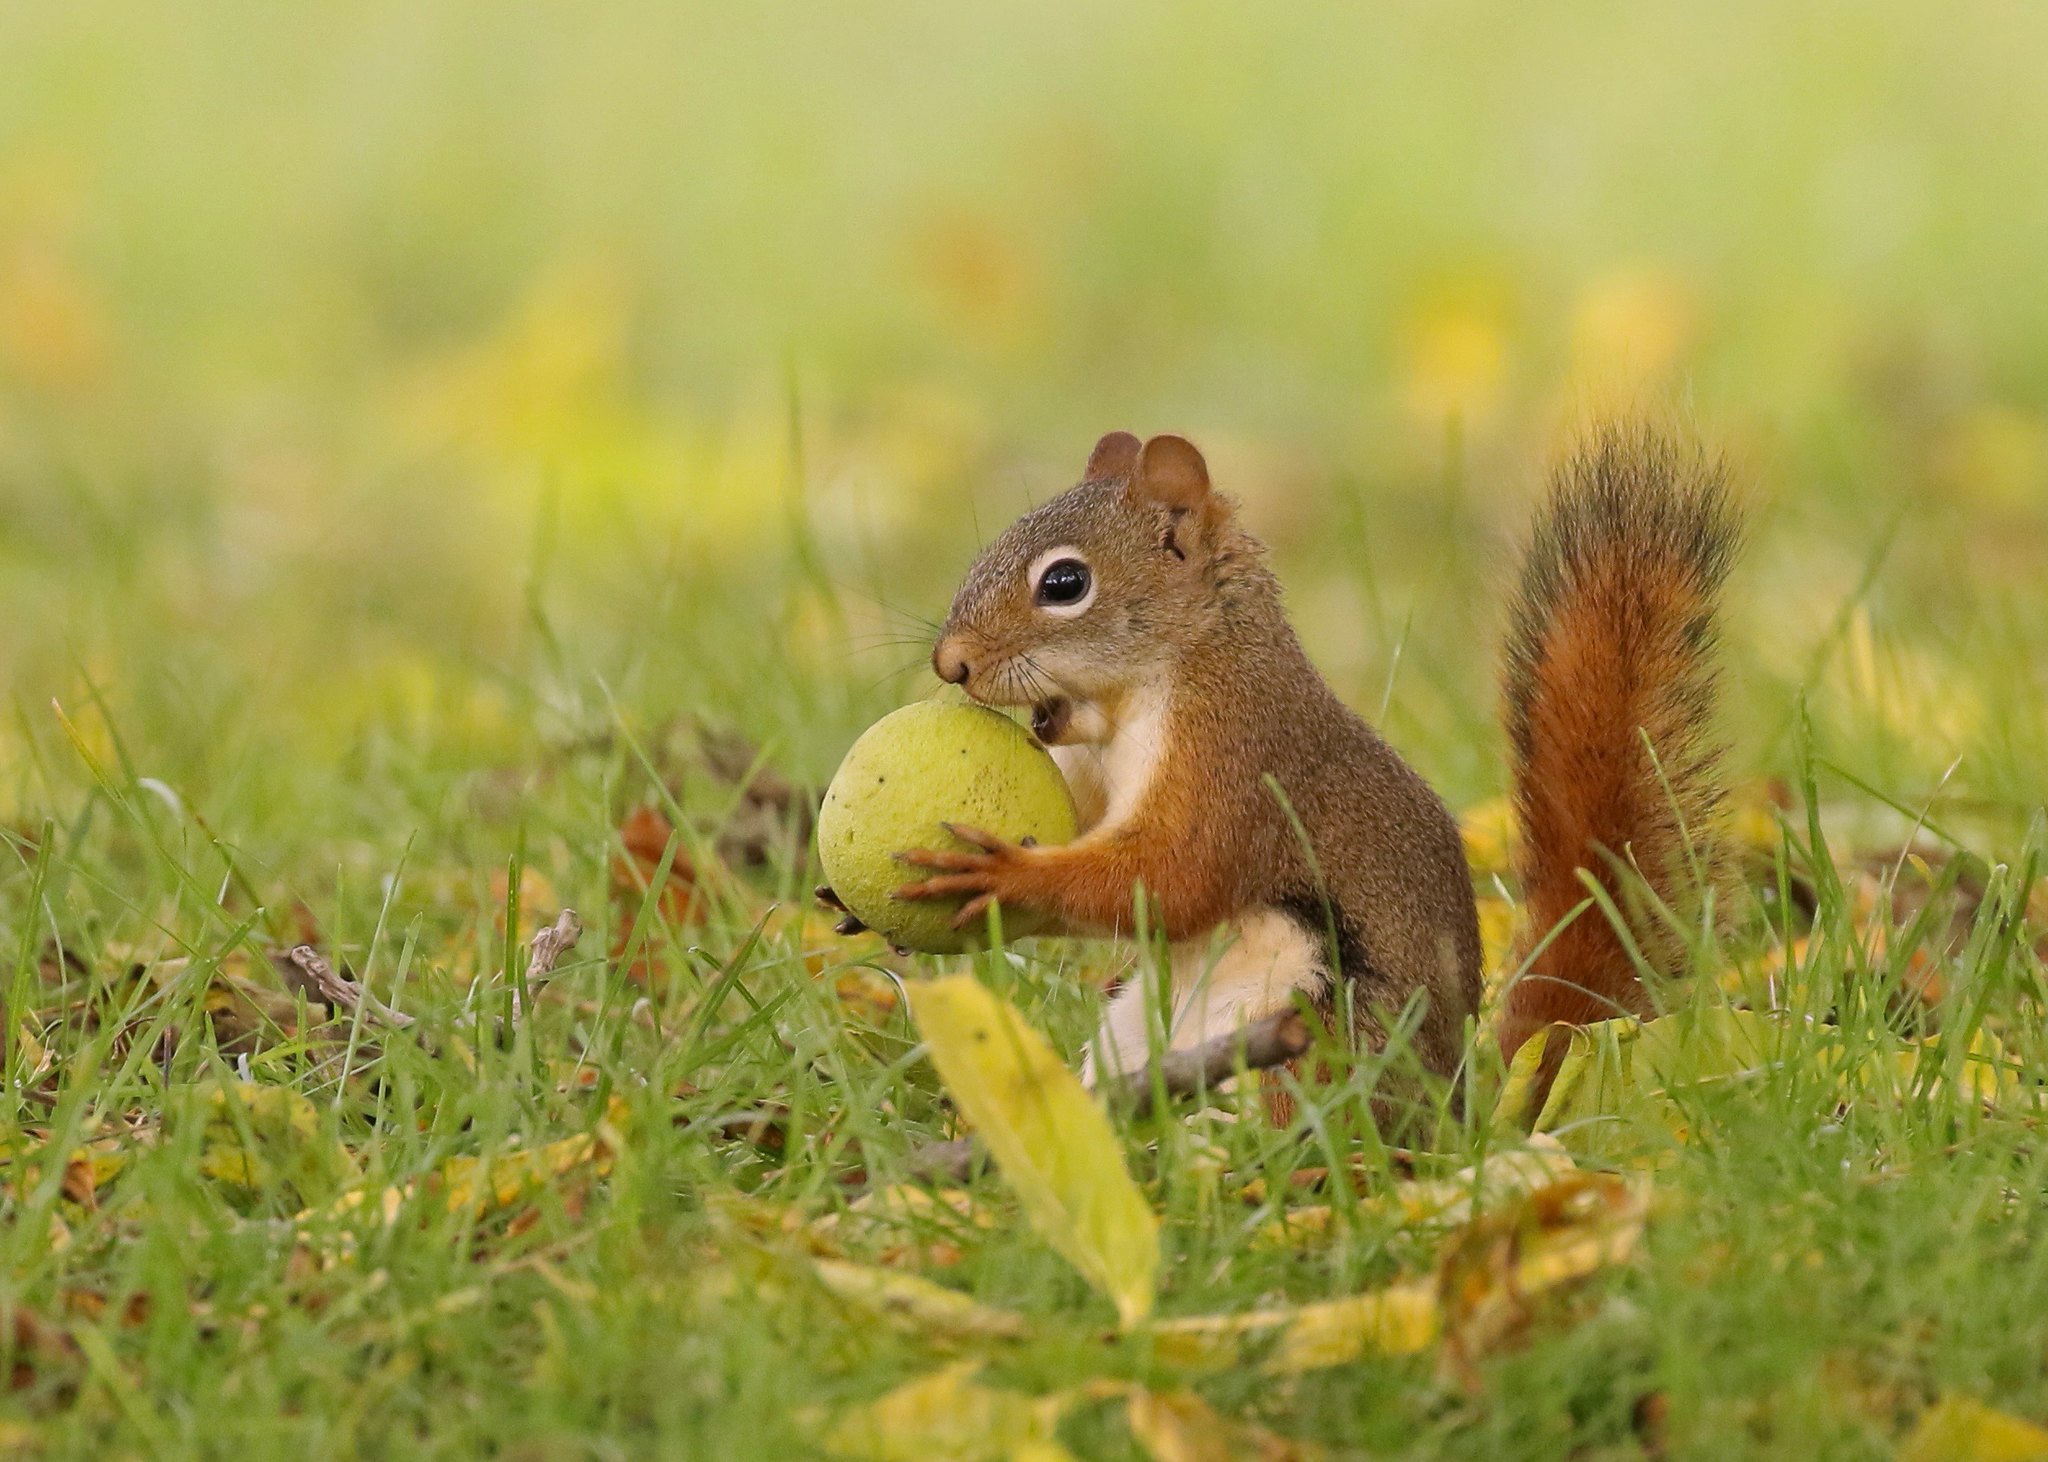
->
[[2, 3, 2047, 1457]]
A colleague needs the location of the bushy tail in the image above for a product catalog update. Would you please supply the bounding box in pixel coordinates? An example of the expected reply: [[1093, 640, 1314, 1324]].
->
[[1496, 422, 1740, 1065]]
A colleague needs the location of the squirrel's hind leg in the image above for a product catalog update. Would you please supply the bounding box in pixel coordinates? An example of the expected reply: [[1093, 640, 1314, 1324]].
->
[[1080, 908, 1326, 1088]]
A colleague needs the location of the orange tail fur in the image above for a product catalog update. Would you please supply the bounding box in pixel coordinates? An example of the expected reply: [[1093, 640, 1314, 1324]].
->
[[1496, 423, 1740, 1067]]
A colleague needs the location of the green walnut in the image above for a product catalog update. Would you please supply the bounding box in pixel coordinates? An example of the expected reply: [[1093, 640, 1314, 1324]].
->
[[818, 700, 1078, 953]]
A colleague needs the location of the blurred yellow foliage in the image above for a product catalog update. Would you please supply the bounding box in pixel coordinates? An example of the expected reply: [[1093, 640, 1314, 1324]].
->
[[1569, 268, 1698, 386], [823, 1362, 1076, 1462], [1934, 405, 2048, 510], [1837, 607, 1985, 754], [0, 241, 110, 393], [1459, 796, 1517, 879], [0, 151, 109, 394], [1902, 1395, 2048, 1462], [904, 205, 1045, 352], [1399, 276, 1511, 428]]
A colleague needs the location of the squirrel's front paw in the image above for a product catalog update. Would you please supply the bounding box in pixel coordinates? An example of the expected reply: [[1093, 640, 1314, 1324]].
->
[[894, 823, 1037, 930]]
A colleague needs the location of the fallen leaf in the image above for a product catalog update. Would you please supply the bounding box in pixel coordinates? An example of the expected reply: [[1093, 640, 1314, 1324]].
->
[[1152, 1281, 1440, 1375], [612, 805, 704, 977], [813, 1183, 994, 1266], [436, 1108, 622, 1217], [812, 1258, 1030, 1341], [1162, 1170, 1645, 1378], [1901, 1396, 2048, 1462], [1123, 1386, 1321, 1462], [302, 1101, 624, 1234], [1895, 1027, 2026, 1106], [822, 1362, 1078, 1462], [7, 1306, 79, 1394], [194, 1081, 358, 1207], [1438, 1173, 1649, 1375], [1263, 1138, 1583, 1247], [911, 975, 1159, 1328], [1497, 1007, 1782, 1156]]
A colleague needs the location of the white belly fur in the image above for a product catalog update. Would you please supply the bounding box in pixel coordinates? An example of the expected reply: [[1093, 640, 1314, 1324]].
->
[[1048, 679, 1169, 839], [1081, 907, 1325, 1085]]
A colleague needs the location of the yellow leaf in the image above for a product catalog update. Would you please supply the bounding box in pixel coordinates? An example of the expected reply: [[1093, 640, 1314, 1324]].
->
[[1475, 897, 1519, 1007], [1375, 1137, 1580, 1229], [1439, 1174, 1649, 1365], [195, 1080, 358, 1205], [835, 1182, 996, 1234], [1493, 1022, 1570, 1132], [437, 1133, 602, 1213], [302, 1099, 627, 1228], [1497, 1008, 1782, 1157], [437, 1103, 624, 1216], [1124, 1388, 1232, 1462], [1153, 1281, 1440, 1375], [9, 1019, 52, 1085], [1265, 1284, 1440, 1373], [822, 1362, 1077, 1462], [1901, 1028, 2028, 1107], [910, 976, 1159, 1328], [812, 1258, 1030, 1342], [1458, 797, 1517, 879], [1902, 1396, 2048, 1462], [1257, 1141, 1582, 1248], [1124, 1387, 1322, 1462]]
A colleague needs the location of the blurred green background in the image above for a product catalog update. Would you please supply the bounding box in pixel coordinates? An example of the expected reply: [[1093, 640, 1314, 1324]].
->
[[3, 0, 2045, 856]]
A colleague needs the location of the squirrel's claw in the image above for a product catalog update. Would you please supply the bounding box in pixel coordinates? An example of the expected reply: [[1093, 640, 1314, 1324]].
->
[[896, 829, 1034, 918], [950, 893, 997, 930], [894, 871, 992, 902], [898, 824, 1025, 873], [894, 846, 985, 873], [940, 822, 1007, 853], [815, 885, 867, 935]]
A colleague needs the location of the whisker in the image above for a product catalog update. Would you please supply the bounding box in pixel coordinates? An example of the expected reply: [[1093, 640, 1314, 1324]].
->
[[845, 632, 940, 652], [861, 654, 930, 696]]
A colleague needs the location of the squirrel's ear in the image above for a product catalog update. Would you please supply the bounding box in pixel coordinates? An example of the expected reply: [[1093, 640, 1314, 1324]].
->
[[1085, 431, 1141, 480], [1132, 434, 1211, 514]]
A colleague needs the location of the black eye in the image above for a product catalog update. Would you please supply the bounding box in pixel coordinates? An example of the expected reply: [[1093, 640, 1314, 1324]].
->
[[1034, 558, 1092, 607]]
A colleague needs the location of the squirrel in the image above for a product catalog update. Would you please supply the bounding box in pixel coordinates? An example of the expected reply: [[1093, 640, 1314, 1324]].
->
[[856, 422, 1737, 1107]]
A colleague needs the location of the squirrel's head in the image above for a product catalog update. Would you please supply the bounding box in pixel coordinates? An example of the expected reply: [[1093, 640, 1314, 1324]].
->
[[931, 431, 1237, 743]]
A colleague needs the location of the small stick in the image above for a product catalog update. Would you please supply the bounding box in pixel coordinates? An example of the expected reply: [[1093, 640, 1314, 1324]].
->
[[1109, 1009, 1311, 1121], [281, 945, 416, 1031], [513, 909, 585, 1019], [284, 908, 584, 1051]]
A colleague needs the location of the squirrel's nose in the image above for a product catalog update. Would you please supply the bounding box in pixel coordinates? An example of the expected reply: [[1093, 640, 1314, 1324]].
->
[[932, 637, 973, 685]]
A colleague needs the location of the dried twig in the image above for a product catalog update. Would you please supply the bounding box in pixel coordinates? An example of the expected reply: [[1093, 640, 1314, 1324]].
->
[[280, 946, 416, 1031], [282, 907, 585, 1054], [513, 909, 584, 1019], [898, 1008, 1314, 1184], [1110, 1009, 1312, 1121]]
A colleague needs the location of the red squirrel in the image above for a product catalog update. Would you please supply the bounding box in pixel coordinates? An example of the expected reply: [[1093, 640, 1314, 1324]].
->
[[857, 423, 1736, 1100]]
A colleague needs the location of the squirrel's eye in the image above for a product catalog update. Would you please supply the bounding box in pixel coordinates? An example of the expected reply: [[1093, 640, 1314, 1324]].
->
[[1034, 558, 1092, 608]]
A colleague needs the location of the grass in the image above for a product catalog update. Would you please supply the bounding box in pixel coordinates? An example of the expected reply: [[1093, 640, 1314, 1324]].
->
[[4, 1, 2048, 1456]]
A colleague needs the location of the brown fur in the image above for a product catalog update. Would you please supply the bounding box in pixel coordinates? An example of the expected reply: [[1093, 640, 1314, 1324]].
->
[[896, 422, 1735, 1104], [903, 433, 1482, 1083], [1495, 424, 1739, 1067]]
